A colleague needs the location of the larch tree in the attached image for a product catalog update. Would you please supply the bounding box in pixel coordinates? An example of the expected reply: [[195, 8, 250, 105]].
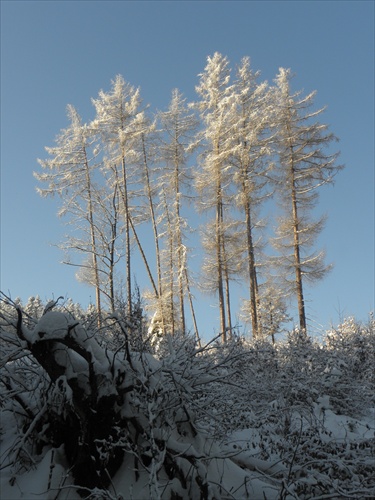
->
[[158, 187, 177, 335], [257, 276, 291, 344], [35, 105, 103, 321], [200, 216, 241, 339], [157, 89, 199, 337], [272, 68, 343, 332], [75, 184, 124, 313], [137, 118, 165, 327], [92, 76, 146, 316], [193, 52, 237, 342], [229, 57, 274, 338]]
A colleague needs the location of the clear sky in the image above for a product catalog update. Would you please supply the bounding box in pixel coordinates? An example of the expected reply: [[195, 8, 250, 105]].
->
[[1, 1, 374, 340]]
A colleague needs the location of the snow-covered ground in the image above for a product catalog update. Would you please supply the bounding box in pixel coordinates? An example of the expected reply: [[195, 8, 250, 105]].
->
[[1, 304, 374, 499]]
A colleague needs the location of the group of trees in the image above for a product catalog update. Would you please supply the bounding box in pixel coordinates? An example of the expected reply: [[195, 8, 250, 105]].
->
[[35, 53, 342, 341]]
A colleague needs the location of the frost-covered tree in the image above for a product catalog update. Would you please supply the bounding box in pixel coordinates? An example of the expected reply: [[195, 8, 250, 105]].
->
[[92, 75, 147, 316], [75, 184, 124, 312], [23, 295, 45, 328], [35, 105, 103, 320], [137, 119, 166, 327], [193, 52, 237, 341], [272, 68, 343, 332], [32, 63, 346, 342], [156, 89, 199, 337], [257, 276, 291, 343], [229, 57, 274, 337]]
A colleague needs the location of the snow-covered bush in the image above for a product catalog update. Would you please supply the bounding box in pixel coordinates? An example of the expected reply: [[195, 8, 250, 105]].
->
[[183, 324, 374, 499], [1, 295, 282, 499], [1, 295, 374, 499], [325, 315, 375, 382]]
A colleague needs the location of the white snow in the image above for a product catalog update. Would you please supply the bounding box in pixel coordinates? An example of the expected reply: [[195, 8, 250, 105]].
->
[[31, 311, 71, 342], [1, 308, 374, 499]]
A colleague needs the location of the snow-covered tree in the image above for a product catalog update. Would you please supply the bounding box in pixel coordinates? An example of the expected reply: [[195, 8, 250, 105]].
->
[[193, 52, 237, 341], [35, 105, 103, 320], [137, 119, 166, 329], [23, 295, 45, 328], [257, 276, 291, 343], [156, 89, 199, 338], [75, 184, 124, 312], [272, 68, 343, 332], [92, 75, 147, 316], [229, 57, 274, 337]]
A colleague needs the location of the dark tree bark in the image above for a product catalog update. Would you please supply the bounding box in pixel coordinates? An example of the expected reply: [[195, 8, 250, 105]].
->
[[15, 308, 126, 493]]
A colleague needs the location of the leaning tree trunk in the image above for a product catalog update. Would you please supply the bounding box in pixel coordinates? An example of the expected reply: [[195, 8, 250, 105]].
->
[[15, 307, 127, 493]]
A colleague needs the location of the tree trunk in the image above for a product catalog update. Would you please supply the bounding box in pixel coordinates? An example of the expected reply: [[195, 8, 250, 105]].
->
[[174, 141, 186, 335], [121, 156, 132, 317], [83, 148, 102, 326], [222, 235, 233, 340], [163, 190, 176, 334], [291, 178, 307, 332], [184, 266, 201, 347], [107, 183, 119, 313], [15, 309, 125, 493], [287, 128, 307, 332], [216, 181, 227, 342], [224, 263, 232, 340], [141, 135, 165, 329], [244, 196, 259, 337]]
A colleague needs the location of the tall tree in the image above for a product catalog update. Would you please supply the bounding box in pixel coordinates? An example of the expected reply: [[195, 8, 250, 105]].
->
[[92, 76, 145, 316], [194, 52, 236, 341], [272, 68, 343, 332], [138, 122, 165, 321], [229, 57, 274, 337], [160, 187, 177, 334], [35, 105, 103, 321], [157, 89, 199, 336]]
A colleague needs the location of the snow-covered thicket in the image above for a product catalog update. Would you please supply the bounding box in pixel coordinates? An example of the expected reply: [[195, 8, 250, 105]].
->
[[1, 296, 374, 499]]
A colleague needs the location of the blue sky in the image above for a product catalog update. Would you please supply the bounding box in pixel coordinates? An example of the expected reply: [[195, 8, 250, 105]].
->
[[1, 1, 374, 340]]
